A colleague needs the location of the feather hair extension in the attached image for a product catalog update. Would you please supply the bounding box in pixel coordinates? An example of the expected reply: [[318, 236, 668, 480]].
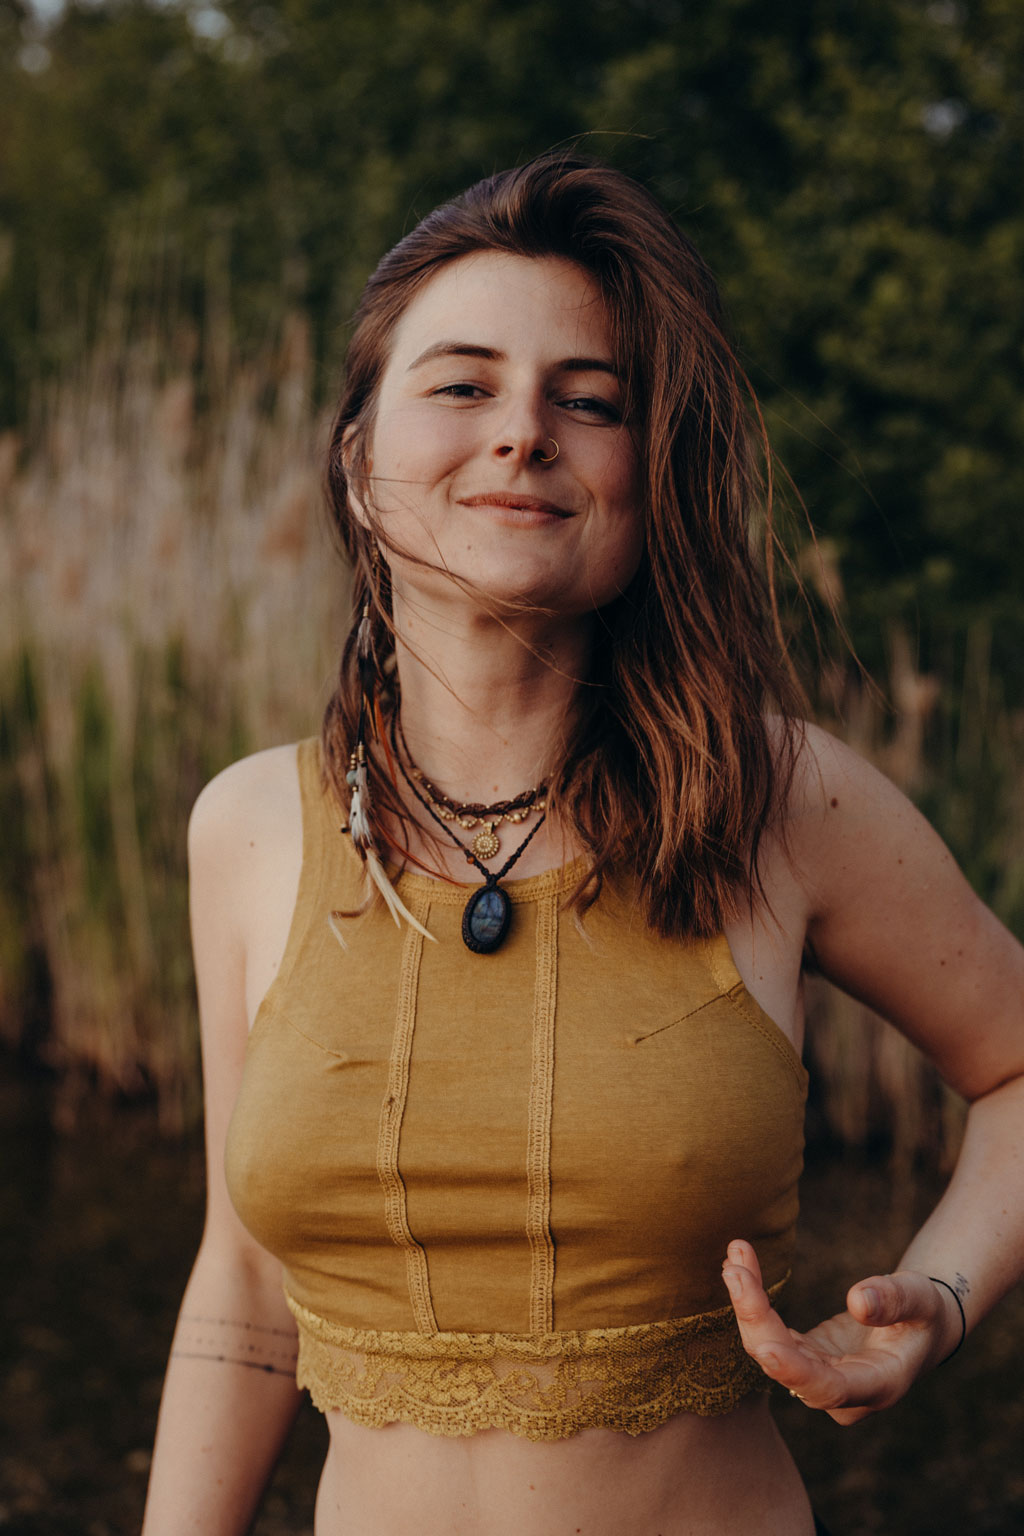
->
[[348, 760, 372, 854], [364, 845, 436, 941], [355, 602, 376, 699], [327, 911, 349, 952], [347, 727, 436, 944]]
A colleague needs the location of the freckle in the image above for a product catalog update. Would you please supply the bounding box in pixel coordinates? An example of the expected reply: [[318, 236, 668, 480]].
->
[[897, 858, 903, 865], [940, 959, 946, 966], [830, 797, 838, 808], [249, 840, 255, 847]]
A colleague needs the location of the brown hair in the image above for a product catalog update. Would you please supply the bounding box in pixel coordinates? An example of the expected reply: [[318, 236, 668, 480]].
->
[[322, 151, 803, 938]]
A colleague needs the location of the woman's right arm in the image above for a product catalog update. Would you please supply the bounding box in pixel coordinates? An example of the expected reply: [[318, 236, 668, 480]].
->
[[142, 755, 304, 1535]]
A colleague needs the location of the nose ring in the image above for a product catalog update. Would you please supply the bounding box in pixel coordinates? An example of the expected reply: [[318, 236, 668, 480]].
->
[[537, 438, 559, 463]]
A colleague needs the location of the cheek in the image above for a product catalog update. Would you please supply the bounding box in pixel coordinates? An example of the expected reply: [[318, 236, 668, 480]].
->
[[604, 446, 643, 535], [593, 426, 640, 500], [604, 455, 645, 583], [613, 518, 646, 588], [372, 404, 474, 488]]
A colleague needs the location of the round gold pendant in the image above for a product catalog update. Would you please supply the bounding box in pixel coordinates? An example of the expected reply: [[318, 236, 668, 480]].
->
[[472, 827, 501, 860]]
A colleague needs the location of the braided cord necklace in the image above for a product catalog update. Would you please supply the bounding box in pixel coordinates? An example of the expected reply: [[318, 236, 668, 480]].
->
[[389, 712, 548, 954], [395, 716, 546, 860]]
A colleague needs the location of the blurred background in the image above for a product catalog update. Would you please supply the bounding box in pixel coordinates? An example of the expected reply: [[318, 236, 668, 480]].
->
[[1, 0, 1022, 1531]]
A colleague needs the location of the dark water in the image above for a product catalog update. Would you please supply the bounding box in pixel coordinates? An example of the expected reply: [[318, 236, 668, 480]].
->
[[2, 1060, 1022, 1536]]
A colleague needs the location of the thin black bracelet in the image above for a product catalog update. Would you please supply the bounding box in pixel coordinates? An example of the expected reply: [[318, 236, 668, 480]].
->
[[929, 1276, 967, 1362]]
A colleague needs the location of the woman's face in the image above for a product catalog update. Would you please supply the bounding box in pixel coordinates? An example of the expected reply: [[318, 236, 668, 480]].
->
[[362, 252, 643, 618]]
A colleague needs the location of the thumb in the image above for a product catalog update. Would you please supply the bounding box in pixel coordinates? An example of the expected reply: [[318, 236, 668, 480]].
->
[[847, 1271, 939, 1328]]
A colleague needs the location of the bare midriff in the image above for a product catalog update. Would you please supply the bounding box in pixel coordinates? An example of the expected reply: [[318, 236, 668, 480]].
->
[[313, 1396, 814, 1536]]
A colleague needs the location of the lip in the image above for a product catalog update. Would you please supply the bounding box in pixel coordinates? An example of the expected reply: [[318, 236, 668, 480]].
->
[[458, 491, 572, 519]]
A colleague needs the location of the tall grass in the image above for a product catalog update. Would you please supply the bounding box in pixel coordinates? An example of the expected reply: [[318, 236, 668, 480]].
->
[[2, 322, 1021, 1154], [0, 311, 345, 1128]]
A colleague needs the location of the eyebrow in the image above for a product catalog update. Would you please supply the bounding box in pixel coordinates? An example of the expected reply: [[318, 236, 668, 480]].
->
[[406, 341, 619, 376]]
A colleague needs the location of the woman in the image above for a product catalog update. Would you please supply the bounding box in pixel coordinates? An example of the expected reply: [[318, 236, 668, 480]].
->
[[142, 154, 1024, 1536]]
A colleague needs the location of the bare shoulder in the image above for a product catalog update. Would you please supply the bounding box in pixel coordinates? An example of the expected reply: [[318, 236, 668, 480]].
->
[[780, 719, 956, 909], [784, 717, 906, 816], [189, 744, 302, 856], [189, 742, 301, 887], [776, 720, 1024, 1097], [187, 744, 305, 998]]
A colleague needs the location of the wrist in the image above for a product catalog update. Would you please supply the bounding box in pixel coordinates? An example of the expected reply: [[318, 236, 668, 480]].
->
[[927, 1275, 967, 1364]]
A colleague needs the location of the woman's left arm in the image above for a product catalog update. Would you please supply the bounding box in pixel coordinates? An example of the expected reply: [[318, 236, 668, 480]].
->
[[724, 724, 1024, 1425]]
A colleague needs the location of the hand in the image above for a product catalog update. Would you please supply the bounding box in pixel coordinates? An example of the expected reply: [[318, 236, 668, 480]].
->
[[721, 1239, 959, 1426]]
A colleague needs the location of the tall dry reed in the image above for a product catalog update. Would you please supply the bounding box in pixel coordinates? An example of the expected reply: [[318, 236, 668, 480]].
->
[[0, 311, 345, 1128]]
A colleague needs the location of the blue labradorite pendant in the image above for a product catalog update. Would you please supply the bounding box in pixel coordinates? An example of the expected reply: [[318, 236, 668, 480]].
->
[[462, 882, 512, 954]]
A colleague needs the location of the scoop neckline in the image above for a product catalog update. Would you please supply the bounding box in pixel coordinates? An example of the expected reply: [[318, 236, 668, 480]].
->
[[386, 853, 592, 906]]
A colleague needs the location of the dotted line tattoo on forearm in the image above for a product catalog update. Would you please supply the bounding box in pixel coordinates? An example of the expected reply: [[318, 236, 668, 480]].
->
[[171, 1351, 296, 1376], [172, 1315, 299, 1377]]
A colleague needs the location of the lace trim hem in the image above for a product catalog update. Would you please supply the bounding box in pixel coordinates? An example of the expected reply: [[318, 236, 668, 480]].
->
[[285, 1281, 785, 1441]]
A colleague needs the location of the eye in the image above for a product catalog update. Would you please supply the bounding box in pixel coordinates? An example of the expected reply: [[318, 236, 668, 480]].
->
[[560, 395, 622, 423], [430, 382, 490, 401]]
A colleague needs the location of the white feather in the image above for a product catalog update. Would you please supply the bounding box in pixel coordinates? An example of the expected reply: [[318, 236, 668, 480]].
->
[[365, 847, 436, 942], [327, 911, 349, 951], [349, 763, 372, 853], [347, 759, 436, 943]]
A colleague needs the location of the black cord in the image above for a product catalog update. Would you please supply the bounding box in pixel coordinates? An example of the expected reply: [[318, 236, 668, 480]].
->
[[389, 711, 547, 885], [928, 1276, 967, 1362]]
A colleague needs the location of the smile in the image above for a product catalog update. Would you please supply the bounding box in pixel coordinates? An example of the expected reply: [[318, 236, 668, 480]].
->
[[458, 492, 572, 518]]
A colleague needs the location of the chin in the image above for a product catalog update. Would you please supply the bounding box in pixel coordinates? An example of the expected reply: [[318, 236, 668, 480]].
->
[[468, 568, 598, 615], [396, 558, 568, 613]]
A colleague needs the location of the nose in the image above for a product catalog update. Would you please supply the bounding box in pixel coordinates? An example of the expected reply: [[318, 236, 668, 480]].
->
[[490, 396, 556, 465]]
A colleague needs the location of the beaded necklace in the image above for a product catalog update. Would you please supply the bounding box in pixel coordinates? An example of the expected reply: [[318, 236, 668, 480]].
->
[[390, 713, 548, 954]]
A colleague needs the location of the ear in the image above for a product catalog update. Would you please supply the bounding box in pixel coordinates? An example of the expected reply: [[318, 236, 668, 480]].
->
[[341, 424, 373, 528]]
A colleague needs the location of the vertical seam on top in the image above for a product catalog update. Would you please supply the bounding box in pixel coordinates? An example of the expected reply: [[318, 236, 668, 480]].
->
[[526, 889, 558, 1334], [375, 893, 438, 1334]]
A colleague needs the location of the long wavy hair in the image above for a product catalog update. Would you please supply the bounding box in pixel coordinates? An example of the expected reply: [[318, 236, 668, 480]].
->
[[322, 151, 803, 939]]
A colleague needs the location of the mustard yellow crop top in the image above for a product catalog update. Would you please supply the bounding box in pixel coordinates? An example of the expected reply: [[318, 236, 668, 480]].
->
[[224, 739, 808, 1440]]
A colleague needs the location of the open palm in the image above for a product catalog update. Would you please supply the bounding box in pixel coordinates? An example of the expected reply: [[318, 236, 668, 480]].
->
[[721, 1239, 955, 1426]]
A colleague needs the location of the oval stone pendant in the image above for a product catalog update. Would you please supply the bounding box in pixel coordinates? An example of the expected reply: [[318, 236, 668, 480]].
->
[[462, 883, 511, 954]]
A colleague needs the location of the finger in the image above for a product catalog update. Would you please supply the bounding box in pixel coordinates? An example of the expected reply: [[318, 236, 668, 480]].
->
[[762, 1345, 890, 1415], [846, 1270, 940, 1330], [721, 1248, 793, 1361], [725, 1238, 764, 1287]]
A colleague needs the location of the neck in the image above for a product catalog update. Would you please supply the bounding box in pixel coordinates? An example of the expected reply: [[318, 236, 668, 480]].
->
[[390, 593, 592, 804]]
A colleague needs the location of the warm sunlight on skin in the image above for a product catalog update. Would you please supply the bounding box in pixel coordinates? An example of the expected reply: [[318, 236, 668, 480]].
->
[[362, 253, 644, 619]]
